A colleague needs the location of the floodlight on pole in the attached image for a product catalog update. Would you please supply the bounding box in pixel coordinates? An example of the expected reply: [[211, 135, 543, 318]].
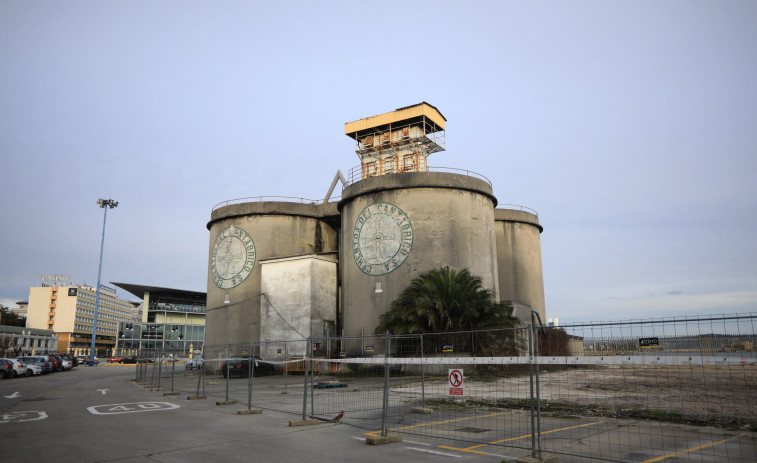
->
[[89, 198, 118, 366]]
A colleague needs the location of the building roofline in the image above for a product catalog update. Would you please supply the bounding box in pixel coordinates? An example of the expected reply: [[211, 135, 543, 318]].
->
[[111, 282, 206, 302], [0, 325, 56, 336]]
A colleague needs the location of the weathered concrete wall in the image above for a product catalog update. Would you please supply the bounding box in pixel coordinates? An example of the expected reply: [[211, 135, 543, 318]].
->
[[339, 172, 499, 338], [494, 208, 546, 324], [205, 202, 338, 348], [259, 255, 337, 353]]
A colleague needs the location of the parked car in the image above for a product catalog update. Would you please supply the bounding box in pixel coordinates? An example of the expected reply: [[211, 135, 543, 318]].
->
[[76, 355, 99, 365], [220, 356, 275, 378], [8, 359, 42, 376], [119, 357, 138, 364], [24, 363, 43, 376], [0, 359, 13, 379], [17, 356, 54, 374], [185, 357, 203, 370], [47, 354, 62, 372], [1, 358, 31, 377], [57, 353, 76, 368], [51, 354, 72, 370], [108, 356, 125, 363]]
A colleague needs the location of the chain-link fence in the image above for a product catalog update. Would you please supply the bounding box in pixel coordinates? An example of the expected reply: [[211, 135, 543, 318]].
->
[[132, 313, 757, 462]]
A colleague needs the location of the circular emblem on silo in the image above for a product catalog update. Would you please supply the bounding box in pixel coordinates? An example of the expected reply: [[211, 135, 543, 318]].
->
[[353, 203, 413, 275], [211, 225, 256, 289]]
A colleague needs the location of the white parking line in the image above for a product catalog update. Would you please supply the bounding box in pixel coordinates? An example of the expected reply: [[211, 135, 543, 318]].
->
[[407, 447, 462, 458]]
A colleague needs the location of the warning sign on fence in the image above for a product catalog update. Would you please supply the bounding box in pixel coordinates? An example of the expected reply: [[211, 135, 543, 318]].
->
[[449, 369, 464, 396]]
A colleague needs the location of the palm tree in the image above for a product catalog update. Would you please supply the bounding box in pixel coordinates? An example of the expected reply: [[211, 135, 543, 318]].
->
[[376, 267, 518, 335]]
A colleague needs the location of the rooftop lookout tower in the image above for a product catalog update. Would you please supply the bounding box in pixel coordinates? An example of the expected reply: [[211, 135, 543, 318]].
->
[[345, 102, 446, 182]]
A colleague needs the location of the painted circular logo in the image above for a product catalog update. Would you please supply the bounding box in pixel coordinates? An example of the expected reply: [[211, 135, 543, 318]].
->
[[353, 203, 413, 275], [211, 225, 256, 289]]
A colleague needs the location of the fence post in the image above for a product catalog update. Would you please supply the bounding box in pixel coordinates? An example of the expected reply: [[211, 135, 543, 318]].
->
[[302, 337, 311, 421], [284, 342, 288, 393], [310, 340, 315, 418], [528, 323, 536, 458], [531, 310, 545, 461], [157, 352, 162, 390], [195, 359, 203, 396], [247, 342, 254, 411], [225, 345, 230, 402], [151, 355, 158, 387], [171, 352, 175, 393], [420, 333, 425, 408], [381, 331, 391, 437]]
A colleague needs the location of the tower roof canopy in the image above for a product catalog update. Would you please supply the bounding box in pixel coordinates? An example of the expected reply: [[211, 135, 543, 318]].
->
[[345, 102, 446, 140]]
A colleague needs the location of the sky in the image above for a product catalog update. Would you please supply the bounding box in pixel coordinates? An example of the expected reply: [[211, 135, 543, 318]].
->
[[1, 1, 756, 324]]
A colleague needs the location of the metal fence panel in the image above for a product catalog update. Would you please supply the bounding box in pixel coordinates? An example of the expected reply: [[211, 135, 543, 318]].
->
[[133, 313, 757, 462]]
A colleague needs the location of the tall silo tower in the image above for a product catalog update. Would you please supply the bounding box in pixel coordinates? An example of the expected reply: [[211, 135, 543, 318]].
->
[[205, 201, 340, 350], [339, 103, 500, 337], [494, 208, 546, 324]]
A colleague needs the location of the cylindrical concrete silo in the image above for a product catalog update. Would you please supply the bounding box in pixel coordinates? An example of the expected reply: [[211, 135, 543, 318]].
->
[[205, 201, 339, 348], [339, 172, 499, 338], [494, 208, 545, 324]]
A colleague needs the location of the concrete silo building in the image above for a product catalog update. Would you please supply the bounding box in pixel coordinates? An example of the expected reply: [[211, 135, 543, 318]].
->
[[205, 103, 545, 350]]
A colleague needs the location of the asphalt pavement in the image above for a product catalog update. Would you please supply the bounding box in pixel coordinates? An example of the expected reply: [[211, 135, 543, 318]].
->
[[2, 365, 754, 462], [0, 365, 526, 463]]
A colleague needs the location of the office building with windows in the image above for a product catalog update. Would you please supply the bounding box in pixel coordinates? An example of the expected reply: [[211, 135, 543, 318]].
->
[[112, 283, 206, 356], [26, 284, 135, 356]]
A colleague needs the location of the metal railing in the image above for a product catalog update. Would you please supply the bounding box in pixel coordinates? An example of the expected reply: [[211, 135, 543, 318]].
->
[[134, 312, 757, 462], [345, 165, 493, 186], [211, 196, 323, 212], [497, 204, 540, 217]]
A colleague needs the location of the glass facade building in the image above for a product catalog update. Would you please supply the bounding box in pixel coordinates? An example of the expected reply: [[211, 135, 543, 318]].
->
[[113, 283, 205, 356]]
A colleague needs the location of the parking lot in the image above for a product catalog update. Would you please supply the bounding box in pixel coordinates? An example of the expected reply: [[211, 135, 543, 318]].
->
[[2, 362, 755, 462], [0, 365, 527, 462]]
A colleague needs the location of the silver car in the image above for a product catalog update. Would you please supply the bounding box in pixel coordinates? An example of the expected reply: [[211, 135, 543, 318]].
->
[[0, 358, 40, 377], [11, 358, 40, 377], [15, 359, 42, 376], [17, 356, 54, 374], [58, 357, 73, 370]]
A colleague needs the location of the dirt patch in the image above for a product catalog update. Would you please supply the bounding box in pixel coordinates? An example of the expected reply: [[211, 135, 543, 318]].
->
[[398, 365, 757, 430]]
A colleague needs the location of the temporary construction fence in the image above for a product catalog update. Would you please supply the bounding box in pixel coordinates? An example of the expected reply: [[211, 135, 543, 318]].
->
[[134, 312, 757, 462]]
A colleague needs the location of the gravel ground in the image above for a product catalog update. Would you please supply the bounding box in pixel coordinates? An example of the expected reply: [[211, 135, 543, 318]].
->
[[394, 365, 757, 428]]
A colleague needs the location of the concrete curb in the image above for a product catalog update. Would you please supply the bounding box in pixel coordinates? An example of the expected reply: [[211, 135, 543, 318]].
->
[[237, 408, 263, 415], [216, 400, 238, 406], [411, 407, 433, 414], [187, 395, 207, 400], [289, 418, 320, 427], [365, 434, 402, 445]]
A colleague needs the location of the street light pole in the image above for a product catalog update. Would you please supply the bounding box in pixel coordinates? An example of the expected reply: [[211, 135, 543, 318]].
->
[[89, 198, 118, 366]]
